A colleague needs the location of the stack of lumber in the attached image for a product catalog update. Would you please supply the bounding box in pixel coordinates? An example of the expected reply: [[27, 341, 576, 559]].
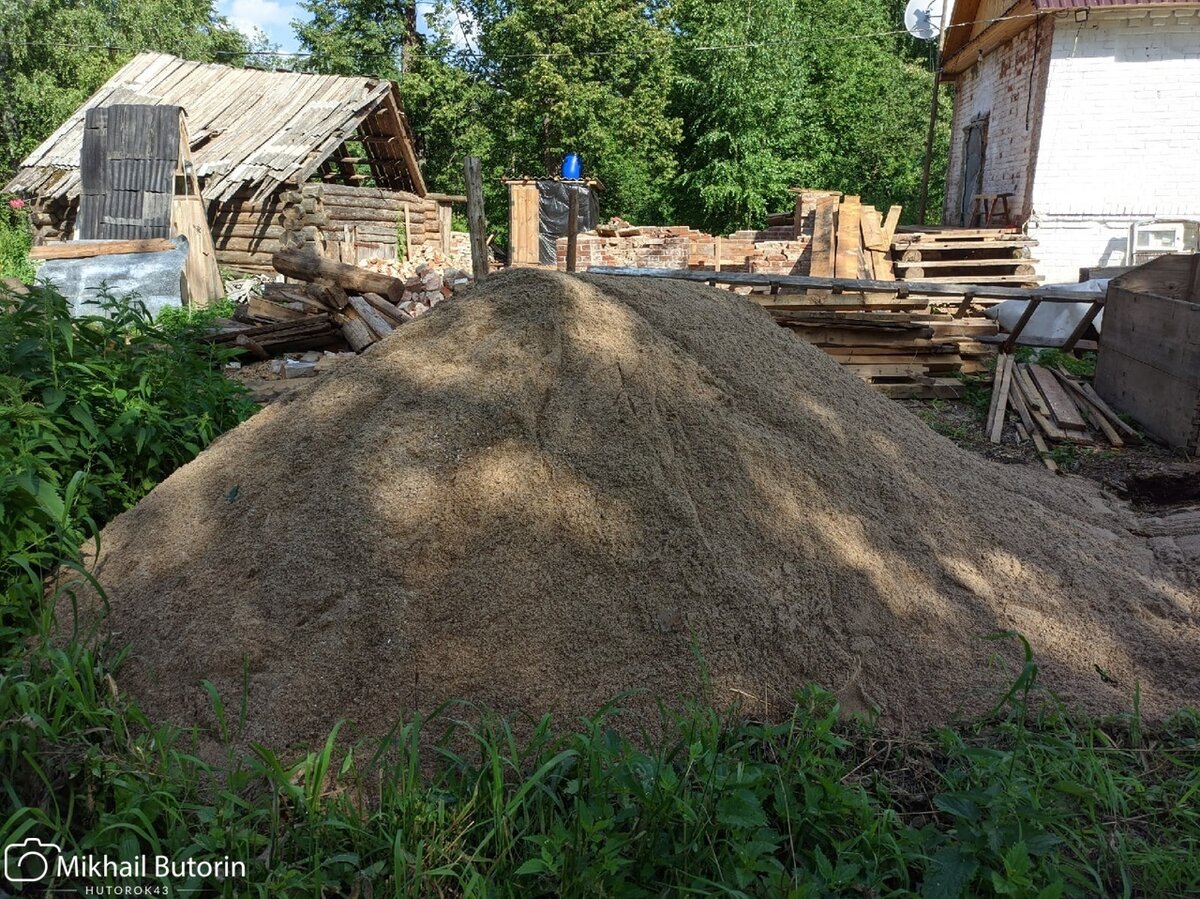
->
[[807, 194, 902, 282], [986, 355, 1140, 471], [891, 227, 1041, 289], [774, 310, 998, 398], [204, 250, 444, 357], [205, 314, 343, 359]]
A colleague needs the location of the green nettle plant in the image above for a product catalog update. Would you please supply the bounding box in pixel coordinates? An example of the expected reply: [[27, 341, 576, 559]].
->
[[0, 284, 253, 613]]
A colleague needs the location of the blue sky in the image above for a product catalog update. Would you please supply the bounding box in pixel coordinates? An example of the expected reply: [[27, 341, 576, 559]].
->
[[216, 1, 447, 55]]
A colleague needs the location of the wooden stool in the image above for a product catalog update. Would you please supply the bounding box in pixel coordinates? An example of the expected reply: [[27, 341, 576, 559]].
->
[[970, 192, 1013, 227]]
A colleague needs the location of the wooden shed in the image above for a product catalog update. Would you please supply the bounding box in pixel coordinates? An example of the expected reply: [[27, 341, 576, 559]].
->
[[77, 104, 222, 304], [4, 52, 456, 274], [1094, 254, 1200, 453], [504, 178, 599, 266]]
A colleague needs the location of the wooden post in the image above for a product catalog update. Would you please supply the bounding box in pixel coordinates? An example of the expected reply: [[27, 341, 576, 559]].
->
[[918, 0, 951, 225], [465, 156, 488, 281], [566, 188, 579, 273]]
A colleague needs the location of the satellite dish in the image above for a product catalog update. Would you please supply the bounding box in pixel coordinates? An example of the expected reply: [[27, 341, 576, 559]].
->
[[904, 0, 944, 41]]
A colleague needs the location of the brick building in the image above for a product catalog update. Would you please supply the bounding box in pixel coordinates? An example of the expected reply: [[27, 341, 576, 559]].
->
[[940, 1, 1200, 281]]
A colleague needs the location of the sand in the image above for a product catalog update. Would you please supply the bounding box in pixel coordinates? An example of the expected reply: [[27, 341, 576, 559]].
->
[[78, 269, 1200, 752]]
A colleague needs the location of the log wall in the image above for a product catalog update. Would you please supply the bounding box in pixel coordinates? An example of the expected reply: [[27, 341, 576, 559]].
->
[[29, 182, 453, 275], [303, 184, 446, 267]]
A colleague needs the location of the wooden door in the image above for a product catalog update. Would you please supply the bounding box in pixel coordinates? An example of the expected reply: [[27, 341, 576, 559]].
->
[[507, 183, 540, 266], [959, 120, 987, 226]]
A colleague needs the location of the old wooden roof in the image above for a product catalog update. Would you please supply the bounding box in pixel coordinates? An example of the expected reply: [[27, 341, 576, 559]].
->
[[5, 52, 426, 204]]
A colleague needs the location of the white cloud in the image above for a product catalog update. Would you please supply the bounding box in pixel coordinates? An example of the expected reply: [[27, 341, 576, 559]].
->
[[218, 0, 303, 52], [417, 1, 477, 53]]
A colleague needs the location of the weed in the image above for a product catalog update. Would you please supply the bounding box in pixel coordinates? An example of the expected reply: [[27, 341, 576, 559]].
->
[[958, 371, 993, 418], [0, 283, 253, 610], [155, 296, 236, 334], [1047, 444, 1080, 470], [0, 196, 37, 282]]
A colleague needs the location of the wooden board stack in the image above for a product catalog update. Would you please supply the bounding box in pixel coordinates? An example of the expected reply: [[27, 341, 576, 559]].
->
[[774, 310, 998, 399], [807, 194, 902, 282], [891, 227, 1041, 289], [986, 356, 1140, 471], [203, 250, 448, 357]]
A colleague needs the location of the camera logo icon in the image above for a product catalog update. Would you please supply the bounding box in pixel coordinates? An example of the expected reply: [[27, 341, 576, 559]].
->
[[5, 837, 60, 883]]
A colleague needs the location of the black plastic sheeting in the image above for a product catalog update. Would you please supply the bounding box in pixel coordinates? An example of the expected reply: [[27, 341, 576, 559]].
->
[[537, 180, 598, 265]]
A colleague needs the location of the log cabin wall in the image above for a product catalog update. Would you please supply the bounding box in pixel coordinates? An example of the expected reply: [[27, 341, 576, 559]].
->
[[209, 188, 323, 274], [207, 184, 450, 273], [309, 184, 445, 265]]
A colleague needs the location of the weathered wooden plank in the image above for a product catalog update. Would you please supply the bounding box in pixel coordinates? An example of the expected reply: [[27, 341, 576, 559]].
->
[[465, 156, 488, 280], [989, 354, 1014, 444], [348, 295, 395, 338], [30, 238, 175, 259], [586, 267, 1103, 304], [835, 198, 862, 280], [1028, 364, 1088, 431], [861, 205, 887, 252], [808, 195, 838, 278]]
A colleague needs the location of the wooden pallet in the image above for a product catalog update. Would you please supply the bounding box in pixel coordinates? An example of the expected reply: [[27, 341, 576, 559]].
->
[[891, 227, 1040, 287]]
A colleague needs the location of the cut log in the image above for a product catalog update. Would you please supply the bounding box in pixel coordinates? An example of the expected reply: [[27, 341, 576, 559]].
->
[[245, 295, 310, 322], [339, 317, 375, 352], [272, 250, 406, 303], [234, 334, 271, 360], [348, 295, 395, 338], [361, 292, 412, 325], [29, 239, 176, 260]]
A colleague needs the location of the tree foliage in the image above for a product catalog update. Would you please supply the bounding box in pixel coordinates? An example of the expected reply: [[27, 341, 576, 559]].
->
[[668, 0, 950, 231], [2, 0, 953, 239], [0, 1, 252, 182]]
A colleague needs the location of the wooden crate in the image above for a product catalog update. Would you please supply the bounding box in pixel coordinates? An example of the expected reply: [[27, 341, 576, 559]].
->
[[1094, 254, 1200, 453]]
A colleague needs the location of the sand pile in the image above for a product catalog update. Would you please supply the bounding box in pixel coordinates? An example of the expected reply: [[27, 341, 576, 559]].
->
[[82, 270, 1199, 751]]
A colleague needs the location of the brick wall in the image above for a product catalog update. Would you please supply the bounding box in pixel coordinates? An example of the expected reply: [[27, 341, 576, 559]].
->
[[944, 15, 1053, 226], [1029, 7, 1200, 280], [556, 228, 692, 270], [555, 226, 811, 275]]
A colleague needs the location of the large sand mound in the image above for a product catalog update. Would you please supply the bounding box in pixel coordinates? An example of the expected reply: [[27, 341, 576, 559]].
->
[[83, 270, 1198, 750]]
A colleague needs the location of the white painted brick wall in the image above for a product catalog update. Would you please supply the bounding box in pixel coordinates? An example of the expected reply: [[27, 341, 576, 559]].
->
[[1030, 8, 1200, 280], [943, 17, 1051, 225]]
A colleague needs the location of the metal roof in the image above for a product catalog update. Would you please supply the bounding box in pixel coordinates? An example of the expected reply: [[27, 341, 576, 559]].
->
[[5, 52, 425, 204]]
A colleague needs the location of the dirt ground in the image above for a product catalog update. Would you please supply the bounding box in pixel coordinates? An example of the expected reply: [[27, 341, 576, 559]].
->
[[901, 397, 1194, 513]]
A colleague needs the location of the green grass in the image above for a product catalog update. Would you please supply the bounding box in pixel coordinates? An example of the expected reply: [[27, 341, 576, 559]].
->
[[4, 602, 1199, 897], [155, 295, 236, 334], [1, 284, 1198, 897], [1014, 347, 1097, 380]]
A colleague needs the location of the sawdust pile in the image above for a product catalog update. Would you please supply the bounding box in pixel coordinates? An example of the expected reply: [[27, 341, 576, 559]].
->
[[82, 270, 1199, 751]]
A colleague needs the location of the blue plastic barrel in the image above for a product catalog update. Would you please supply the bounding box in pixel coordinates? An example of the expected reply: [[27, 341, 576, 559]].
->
[[561, 153, 582, 180]]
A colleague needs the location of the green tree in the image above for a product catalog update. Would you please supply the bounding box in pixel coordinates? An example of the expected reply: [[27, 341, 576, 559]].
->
[[294, 0, 419, 77], [298, 0, 681, 233], [456, 0, 680, 225], [0, 1, 251, 182], [667, 0, 813, 233], [667, 0, 950, 232], [296, 1, 493, 210]]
